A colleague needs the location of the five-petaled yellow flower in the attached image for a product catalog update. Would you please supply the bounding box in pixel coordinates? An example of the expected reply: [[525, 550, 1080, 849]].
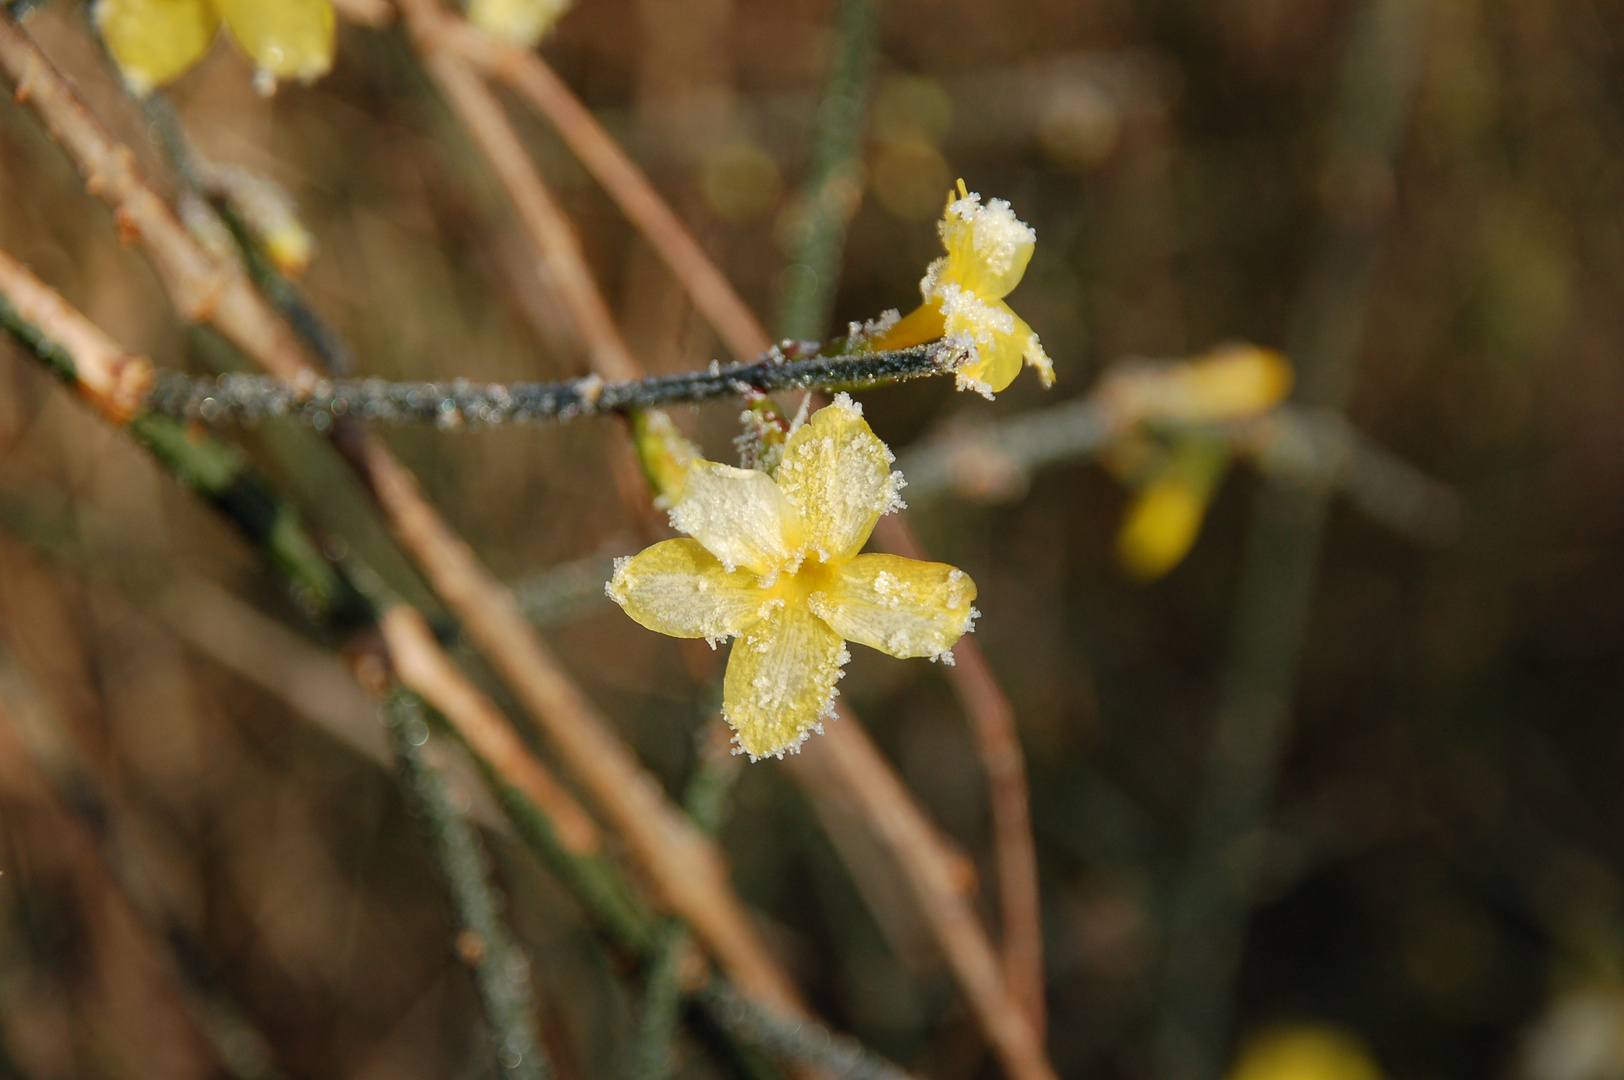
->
[[607, 395, 979, 760], [97, 0, 335, 96], [872, 181, 1054, 398]]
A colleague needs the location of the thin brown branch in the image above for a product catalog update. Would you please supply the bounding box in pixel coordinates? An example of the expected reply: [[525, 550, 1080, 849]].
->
[[0, 249, 152, 422], [381, 603, 602, 855], [793, 713, 1059, 1080], [430, 15, 774, 363], [0, 20, 802, 1020], [873, 515, 1045, 1040], [396, 0, 640, 382]]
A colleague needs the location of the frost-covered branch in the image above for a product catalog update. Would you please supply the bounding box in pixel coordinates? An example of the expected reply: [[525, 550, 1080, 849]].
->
[[142, 341, 968, 428]]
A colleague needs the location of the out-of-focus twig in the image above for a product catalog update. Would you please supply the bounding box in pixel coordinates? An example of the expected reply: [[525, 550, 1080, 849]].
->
[[424, 15, 773, 364], [776, 0, 884, 341], [379, 687, 548, 1080], [1151, 3, 1433, 1079], [698, 979, 911, 1080], [396, 0, 640, 382], [897, 397, 1459, 546], [790, 718, 1058, 1080]]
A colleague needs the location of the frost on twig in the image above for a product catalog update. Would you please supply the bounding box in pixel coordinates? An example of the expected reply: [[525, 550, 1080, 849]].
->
[[141, 340, 972, 429]]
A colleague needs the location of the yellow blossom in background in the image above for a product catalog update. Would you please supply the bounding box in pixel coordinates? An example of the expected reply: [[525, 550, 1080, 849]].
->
[[1114, 437, 1227, 581], [207, 165, 315, 277], [467, 0, 574, 46], [871, 181, 1054, 398], [1102, 343, 1293, 579], [608, 395, 979, 760], [97, 0, 335, 96], [1101, 343, 1293, 426], [1227, 1026, 1382, 1080]]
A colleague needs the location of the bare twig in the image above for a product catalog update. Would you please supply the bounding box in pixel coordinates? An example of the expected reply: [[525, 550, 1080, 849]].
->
[[396, 0, 640, 382], [870, 514, 1047, 1041], [698, 979, 911, 1080], [896, 397, 1459, 546], [380, 604, 602, 855], [790, 716, 1059, 1080], [379, 687, 548, 1080], [426, 16, 773, 364], [776, 0, 884, 341], [140, 343, 964, 426]]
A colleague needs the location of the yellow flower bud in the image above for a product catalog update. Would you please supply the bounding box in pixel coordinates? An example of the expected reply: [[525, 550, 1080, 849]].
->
[[467, 0, 574, 46], [215, 0, 335, 89], [95, 0, 220, 97], [1227, 1026, 1381, 1080]]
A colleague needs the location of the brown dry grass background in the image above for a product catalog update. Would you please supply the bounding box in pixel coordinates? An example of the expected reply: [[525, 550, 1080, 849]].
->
[[1, 1, 1623, 1079]]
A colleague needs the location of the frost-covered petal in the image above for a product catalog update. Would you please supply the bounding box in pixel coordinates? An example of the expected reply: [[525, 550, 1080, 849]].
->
[[96, 0, 219, 96], [606, 539, 770, 642], [216, 0, 334, 84], [809, 553, 978, 660], [939, 192, 1036, 300], [723, 601, 848, 760], [774, 394, 903, 564], [669, 460, 806, 575]]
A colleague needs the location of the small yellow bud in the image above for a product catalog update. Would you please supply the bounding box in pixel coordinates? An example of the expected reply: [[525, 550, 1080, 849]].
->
[[95, 0, 220, 97], [467, 0, 574, 46], [1117, 474, 1208, 581], [631, 410, 699, 508]]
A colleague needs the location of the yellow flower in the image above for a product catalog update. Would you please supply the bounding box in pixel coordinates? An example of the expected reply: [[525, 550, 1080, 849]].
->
[[1101, 344, 1293, 426], [1227, 1026, 1381, 1080], [871, 180, 1053, 398], [467, 0, 574, 47], [1112, 435, 1227, 581], [97, 0, 335, 96], [607, 395, 979, 760]]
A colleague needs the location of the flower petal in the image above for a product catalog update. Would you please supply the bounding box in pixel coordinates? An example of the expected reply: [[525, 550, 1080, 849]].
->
[[606, 539, 770, 642], [216, 0, 334, 84], [809, 553, 978, 660], [724, 601, 848, 760], [95, 0, 220, 96], [774, 395, 903, 564], [1117, 474, 1209, 581], [668, 460, 805, 575], [939, 192, 1035, 300]]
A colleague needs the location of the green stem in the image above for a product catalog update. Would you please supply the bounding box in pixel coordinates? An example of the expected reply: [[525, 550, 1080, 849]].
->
[[777, 0, 886, 340], [382, 689, 548, 1080]]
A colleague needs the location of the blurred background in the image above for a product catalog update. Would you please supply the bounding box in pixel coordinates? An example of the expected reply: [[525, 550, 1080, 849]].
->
[[1, 0, 1623, 1079]]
